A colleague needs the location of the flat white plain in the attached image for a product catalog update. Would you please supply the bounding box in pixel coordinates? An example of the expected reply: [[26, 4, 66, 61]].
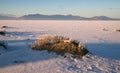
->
[[0, 20, 120, 73]]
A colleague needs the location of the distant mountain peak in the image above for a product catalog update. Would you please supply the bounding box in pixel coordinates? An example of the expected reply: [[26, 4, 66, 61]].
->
[[0, 14, 120, 20], [92, 16, 114, 20]]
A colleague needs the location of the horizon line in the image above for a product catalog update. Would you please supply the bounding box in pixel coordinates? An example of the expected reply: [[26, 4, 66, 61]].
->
[[0, 13, 120, 19]]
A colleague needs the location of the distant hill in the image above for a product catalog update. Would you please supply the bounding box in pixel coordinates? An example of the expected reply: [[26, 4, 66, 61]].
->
[[0, 15, 16, 20], [90, 16, 118, 20], [0, 14, 120, 20], [19, 14, 85, 20]]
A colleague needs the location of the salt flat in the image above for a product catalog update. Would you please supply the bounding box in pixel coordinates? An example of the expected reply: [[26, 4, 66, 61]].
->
[[0, 20, 120, 73]]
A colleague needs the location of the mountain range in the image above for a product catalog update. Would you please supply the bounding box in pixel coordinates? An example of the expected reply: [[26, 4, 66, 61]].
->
[[0, 14, 120, 20]]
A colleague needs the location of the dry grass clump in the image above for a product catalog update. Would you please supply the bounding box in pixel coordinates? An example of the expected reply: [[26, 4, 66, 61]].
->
[[114, 29, 120, 32], [0, 31, 5, 36], [32, 35, 89, 58], [2, 26, 8, 28], [101, 28, 108, 31], [0, 41, 7, 49], [0, 25, 8, 28]]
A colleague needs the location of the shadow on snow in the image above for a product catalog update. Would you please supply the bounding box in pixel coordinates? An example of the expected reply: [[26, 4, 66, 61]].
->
[[0, 39, 120, 68]]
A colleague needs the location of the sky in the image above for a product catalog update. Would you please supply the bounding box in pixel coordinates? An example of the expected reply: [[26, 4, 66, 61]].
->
[[0, 0, 120, 18]]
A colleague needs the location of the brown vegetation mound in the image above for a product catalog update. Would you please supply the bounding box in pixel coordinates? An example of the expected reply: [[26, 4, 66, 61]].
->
[[32, 35, 89, 58]]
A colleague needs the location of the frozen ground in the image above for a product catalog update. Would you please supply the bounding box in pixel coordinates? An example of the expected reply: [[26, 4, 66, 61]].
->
[[0, 20, 120, 73]]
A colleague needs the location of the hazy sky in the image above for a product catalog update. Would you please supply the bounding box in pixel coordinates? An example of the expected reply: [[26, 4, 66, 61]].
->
[[0, 0, 120, 18]]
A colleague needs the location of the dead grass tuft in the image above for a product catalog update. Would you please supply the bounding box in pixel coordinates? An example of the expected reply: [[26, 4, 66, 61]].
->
[[32, 35, 89, 58]]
